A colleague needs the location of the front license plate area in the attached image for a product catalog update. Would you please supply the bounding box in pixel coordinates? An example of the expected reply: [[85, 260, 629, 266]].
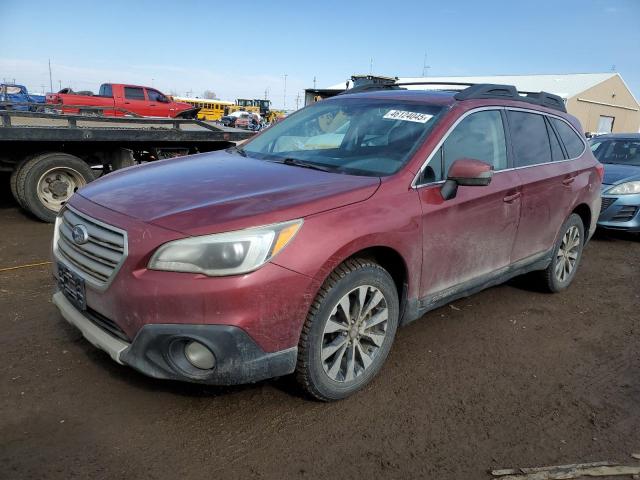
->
[[57, 262, 86, 311]]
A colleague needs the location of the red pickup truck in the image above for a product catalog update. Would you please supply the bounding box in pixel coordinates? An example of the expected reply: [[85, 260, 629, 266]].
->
[[46, 83, 199, 118]]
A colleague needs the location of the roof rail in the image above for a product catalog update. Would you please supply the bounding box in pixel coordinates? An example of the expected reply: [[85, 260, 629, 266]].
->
[[338, 83, 402, 95], [338, 80, 567, 113], [454, 84, 566, 112]]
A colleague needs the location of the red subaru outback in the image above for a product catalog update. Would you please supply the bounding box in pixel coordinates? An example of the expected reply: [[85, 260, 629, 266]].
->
[[52, 83, 602, 401]]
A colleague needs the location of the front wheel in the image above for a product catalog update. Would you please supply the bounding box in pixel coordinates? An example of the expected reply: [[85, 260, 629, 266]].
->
[[295, 258, 399, 401], [540, 214, 585, 292]]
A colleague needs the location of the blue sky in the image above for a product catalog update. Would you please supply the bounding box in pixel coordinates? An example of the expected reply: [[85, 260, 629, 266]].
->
[[2, 0, 639, 109]]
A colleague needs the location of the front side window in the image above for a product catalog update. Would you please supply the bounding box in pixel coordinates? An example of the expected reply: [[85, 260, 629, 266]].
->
[[551, 118, 585, 158], [147, 89, 164, 102], [508, 111, 552, 167], [430, 110, 507, 182], [591, 139, 640, 166], [124, 87, 145, 100], [242, 98, 443, 176]]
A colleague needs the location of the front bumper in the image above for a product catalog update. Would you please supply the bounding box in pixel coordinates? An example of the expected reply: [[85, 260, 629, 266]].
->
[[53, 291, 297, 385], [597, 192, 640, 232]]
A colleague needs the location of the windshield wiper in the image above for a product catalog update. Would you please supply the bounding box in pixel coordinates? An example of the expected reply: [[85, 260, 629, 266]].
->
[[278, 158, 335, 172], [227, 145, 247, 157]]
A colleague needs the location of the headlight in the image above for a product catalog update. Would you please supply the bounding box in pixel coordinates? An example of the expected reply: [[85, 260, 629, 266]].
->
[[606, 181, 640, 195], [148, 219, 302, 276]]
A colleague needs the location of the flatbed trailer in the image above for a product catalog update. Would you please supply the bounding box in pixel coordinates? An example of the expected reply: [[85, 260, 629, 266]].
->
[[0, 107, 255, 222]]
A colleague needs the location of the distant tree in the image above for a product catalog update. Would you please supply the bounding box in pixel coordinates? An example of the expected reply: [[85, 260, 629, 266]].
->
[[202, 90, 218, 99]]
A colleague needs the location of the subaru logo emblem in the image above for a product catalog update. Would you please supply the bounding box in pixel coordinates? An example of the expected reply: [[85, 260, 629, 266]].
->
[[71, 225, 89, 245]]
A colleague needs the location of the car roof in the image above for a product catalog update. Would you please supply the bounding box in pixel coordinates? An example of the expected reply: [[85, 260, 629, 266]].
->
[[591, 133, 640, 140]]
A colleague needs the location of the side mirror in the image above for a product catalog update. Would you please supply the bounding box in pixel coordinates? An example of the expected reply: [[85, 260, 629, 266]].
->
[[440, 158, 494, 200]]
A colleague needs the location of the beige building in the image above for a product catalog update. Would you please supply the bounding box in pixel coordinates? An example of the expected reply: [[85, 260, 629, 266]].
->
[[318, 73, 640, 134]]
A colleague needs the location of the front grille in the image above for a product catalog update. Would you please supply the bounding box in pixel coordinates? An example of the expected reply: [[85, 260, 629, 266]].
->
[[611, 206, 639, 223], [55, 207, 127, 287], [84, 307, 130, 342], [600, 197, 616, 213]]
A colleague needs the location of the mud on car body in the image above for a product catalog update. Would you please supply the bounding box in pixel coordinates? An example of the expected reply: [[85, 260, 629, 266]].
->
[[52, 83, 602, 401]]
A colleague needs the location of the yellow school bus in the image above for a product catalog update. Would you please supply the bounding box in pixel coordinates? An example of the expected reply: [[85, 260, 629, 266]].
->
[[172, 97, 234, 121]]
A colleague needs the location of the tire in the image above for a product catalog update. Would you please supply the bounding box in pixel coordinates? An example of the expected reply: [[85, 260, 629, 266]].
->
[[10, 153, 42, 209], [539, 214, 585, 292], [10, 161, 28, 209], [15, 152, 95, 222], [295, 258, 399, 401]]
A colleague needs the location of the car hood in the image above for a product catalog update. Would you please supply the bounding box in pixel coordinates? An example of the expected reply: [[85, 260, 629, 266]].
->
[[77, 151, 380, 236], [602, 163, 640, 186]]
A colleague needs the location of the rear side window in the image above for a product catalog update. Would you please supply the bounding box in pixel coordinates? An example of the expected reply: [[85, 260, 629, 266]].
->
[[431, 110, 507, 181], [124, 87, 145, 100], [508, 111, 552, 167], [551, 118, 585, 158], [546, 119, 565, 161]]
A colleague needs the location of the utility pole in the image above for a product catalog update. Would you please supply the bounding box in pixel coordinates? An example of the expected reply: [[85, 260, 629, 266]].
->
[[264, 86, 270, 100], [58, 80, 62, 91], [295, 92, 300, 110], [48, 59, 53, 93], [369, 57, 373, 75], [40, 84, 45, 94], [313, 76, 317, 89], [422, 51, 431, 77], [283, 74, 288, 111]]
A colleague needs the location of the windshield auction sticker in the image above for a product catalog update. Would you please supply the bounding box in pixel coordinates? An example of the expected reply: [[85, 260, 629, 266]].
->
[[383, 110, 433, 123]]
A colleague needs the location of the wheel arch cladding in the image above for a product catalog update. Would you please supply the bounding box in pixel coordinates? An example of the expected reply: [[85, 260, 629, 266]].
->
[[311, 246, 409, 321], [572, 203, 591, 234]]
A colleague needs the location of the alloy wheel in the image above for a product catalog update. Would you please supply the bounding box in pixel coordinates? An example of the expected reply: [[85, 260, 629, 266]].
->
[[321, 285, 388, 383], [555, 225, 581, 282]]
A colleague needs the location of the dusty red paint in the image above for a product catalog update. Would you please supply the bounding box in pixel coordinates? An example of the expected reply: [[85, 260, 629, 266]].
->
[[64, 91, 602, 353]]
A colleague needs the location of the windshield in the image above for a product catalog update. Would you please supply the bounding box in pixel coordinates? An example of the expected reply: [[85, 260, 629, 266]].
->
[[591, 139, 640, 166], [241, 98, 443, 176]]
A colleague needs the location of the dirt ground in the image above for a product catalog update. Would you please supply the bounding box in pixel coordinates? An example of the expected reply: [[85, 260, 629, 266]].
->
[[1, 176, 639, 479]]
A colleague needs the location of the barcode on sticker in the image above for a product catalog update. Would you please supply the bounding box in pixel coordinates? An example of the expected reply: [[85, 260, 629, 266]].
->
[[383, 110, 433, 123]]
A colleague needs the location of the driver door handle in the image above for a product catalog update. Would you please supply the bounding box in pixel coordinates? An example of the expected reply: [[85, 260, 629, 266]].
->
[[503, 192, 521, 203], [562, 175, 576, 186]]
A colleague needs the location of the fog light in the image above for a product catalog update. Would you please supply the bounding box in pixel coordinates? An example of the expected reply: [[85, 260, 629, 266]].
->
[[184, 341, 216, 370]]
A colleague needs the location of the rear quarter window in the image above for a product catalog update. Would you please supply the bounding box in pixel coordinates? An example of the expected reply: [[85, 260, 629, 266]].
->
[[551, 118, 585, 158]]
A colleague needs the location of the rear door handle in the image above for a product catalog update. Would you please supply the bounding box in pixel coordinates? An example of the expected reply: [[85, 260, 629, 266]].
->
[[562, 176, 576, 186], [503, 192, 521, 203]]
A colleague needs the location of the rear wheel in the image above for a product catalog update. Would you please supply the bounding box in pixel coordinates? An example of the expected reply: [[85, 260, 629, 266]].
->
[[295, 258, 399, 401], [15, 152, 95, 222], [540, 214, 585, 292]]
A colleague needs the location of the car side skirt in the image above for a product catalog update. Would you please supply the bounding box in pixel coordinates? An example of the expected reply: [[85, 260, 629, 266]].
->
[[401, 249, 553, 325]]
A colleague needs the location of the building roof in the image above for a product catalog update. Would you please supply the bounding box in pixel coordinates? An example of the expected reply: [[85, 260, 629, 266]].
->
[[327, 73, 619, 100]]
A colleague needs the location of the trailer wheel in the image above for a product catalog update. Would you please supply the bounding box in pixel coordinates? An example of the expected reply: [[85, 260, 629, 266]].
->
[[16, 152, 95, 222], [10, 161, 28, 209], [10, 153, 41, 209]]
